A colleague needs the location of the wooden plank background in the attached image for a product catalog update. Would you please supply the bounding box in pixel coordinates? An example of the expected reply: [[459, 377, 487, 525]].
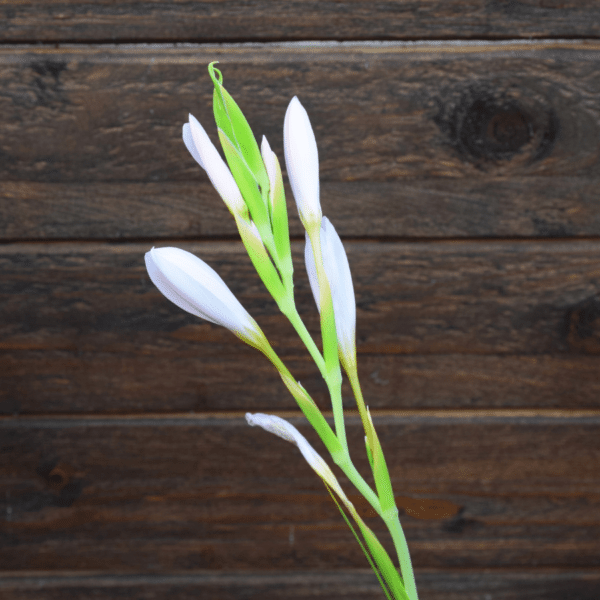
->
[[1, 3, 600, 599]]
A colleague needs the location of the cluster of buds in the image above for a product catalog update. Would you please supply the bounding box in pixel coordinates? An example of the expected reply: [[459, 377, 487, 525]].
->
[[144, 63, 417, 600]]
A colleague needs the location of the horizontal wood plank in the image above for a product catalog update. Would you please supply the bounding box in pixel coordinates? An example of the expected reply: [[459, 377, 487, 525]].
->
[[1, 1, 600, 43], [2, 43, 600, 240], [2, 239, 600, 414], [3, 352, 600, 415], [1, 571, 600, 600], [1, 415, 599, 572]]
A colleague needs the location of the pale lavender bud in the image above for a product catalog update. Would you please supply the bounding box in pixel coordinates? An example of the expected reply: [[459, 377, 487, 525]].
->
[[305, 217, 356, 363], [183, 114, 247, 217], [284, 97, 322, 230], [145, 246, 262, 345]]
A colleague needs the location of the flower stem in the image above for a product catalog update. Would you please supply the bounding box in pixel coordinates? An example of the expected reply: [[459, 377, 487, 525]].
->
[[383, 511, 418, 600], [283, 302, 327, 377], [282, 301, 348, 455], [259, 334, 382, 517], [348, 369, 418, 600]]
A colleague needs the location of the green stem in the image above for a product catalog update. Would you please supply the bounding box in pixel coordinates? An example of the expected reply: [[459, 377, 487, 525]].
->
[[348, 369, 418, 600], [283, 303, 327, 378], [282, 301, 348, 455], [383, 511, 418, 600], [259, 336, 381, 517], [336, 454, 383, 518]]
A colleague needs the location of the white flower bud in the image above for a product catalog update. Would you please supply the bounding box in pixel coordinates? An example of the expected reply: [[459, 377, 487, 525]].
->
[[246, 412, 351, 503], [284, 97, 322, 230], [145, 246, 262, 345], [305, 217, 356, 364], [183, 114, 247, 217]]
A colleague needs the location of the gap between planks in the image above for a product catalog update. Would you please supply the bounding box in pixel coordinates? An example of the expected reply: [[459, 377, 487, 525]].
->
[[1, 38, 600, 54], [2, 409, 600, 428]]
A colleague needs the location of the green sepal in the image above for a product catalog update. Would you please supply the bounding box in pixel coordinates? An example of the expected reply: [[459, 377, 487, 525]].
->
[[307, 226, 341, 380], [322, 300, 341, 379], [209, 63, 270, 210], [218, 128, 273, 247], [235, 215, 285, 303], [365, 435, 375, 471], [268, 152, 293, 284], [370, 426, 396, 516]]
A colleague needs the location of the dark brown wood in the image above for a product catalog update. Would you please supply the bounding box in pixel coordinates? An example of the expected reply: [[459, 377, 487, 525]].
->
[[1, 415, 599, 571], [2, 43, 600, 240], [1, 7, 599, 598], [1, 571, 599, 600], [1, 1, 600, 43], [2, 240, 599, 414]]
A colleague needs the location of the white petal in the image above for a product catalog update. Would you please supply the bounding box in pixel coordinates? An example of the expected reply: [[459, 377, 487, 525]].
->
[[145, 246, 258, 338], [261, 136, 275, 184], [182, 123, 205, 170], [284, 97, 321, 229], [187, 114, 246, 215], [304, 231, 321, 313], [261, 135, 277, 205], [246, 412, 298, 444], [246, 413, 343, 493], [322, 217, 356, 352]]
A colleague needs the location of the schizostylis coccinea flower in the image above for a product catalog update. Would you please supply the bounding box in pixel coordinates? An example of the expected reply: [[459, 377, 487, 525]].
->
[[182, 114, 248, 220], [304, 216, 357, 370], [246, 412, 343, 491], [284, 96, 322, 233], [145, 246, 265, 348]]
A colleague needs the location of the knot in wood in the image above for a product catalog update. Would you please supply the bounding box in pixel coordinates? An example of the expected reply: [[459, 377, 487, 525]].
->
[[564, 296, 600, 354], [48, 465, 71, 490], [457, 96, 532, 161], [434, 84, 559, 168]]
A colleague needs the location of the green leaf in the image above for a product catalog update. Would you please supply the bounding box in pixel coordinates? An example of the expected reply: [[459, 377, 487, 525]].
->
[[209, 63, 270, 209]]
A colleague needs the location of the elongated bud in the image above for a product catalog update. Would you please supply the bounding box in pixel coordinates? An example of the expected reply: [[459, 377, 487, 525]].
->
[[183, 114, 248, 219], [261, 135, 293, 281], [145, 246, 264, 348], [284, 96, 322, 231], [305, 217, 357, 370], [246, 413, 350, 500]]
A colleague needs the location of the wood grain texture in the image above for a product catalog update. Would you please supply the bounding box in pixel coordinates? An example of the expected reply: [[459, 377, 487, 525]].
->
[[2, 42, 600, 240], [1, 1, 600, 43], [1, 571, 600, 600], [2, 7, 599, 596], [1, 240, 599, 414], [1, 415, 599, 571]]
